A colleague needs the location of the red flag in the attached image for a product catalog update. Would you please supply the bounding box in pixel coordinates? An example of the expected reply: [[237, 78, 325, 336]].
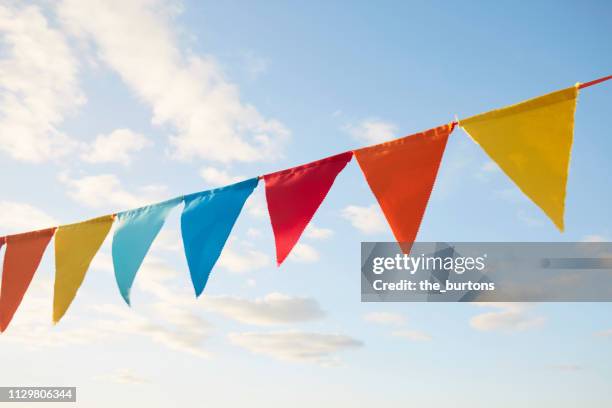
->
[[0, 227, 55, 332], [354, 124, 454, 253], [264, 151, 353, 265]]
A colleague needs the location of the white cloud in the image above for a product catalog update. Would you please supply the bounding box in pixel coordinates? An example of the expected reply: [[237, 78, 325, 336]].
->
[[2, 263, 214, 359], [391, 329, 432, 342], [244, 192, 267, 219], [287, 243, 320, 263], [60, 172, 168, 210], [0, 201, 59, 233], [246, 228, 262, 238], [0, 4, 84, 162], [89, 251, 113, 273], [304, 223, 333, 240], [81, 128, 151, 165], [228, 331, 363, 365], [217, 239, 271, 273], [199, 166, 243, 187], [341, 204, 387, 234], [203, 293, 325, 326], [363, 312, 405, 326], [97, 368, 150, 385], [469, 303, 545, 333], [149, 229, 182, 253], [363, 312, 431, 341], [343, 118, 398, 145], [58, 0, 289, 163]]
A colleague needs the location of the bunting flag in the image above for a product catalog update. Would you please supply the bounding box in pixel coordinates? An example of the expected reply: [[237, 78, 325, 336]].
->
[[181, 178, 258, 296], [112, 197, 182, 305], [0, 77, 609, 329], [53, 215, 114, 323], [354, 124, 454, 253], [264, 152, 353, 265], [0, 228, 55, 332], [459, 86, 578, 230]]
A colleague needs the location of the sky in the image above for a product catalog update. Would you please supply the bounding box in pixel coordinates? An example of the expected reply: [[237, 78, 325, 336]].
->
[[0, 0, 611, 406]]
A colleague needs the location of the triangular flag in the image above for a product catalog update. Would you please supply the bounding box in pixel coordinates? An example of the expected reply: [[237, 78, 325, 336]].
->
[[54, 215, 114, 323], [181, 178, 258, 297], [460, 86, 578, 230], [264, 151, 353, 265], [0, 228, 55, 332], [354, 124, 454, 253], [112, 197, 182, 305]]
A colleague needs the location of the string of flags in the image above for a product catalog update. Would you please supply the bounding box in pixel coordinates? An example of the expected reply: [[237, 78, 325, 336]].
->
[[0, 76, 610, 331]]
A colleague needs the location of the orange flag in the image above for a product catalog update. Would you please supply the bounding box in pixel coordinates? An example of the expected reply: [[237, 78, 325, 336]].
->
[[354, 123, 454, 253], [0, 228, 55, 332]]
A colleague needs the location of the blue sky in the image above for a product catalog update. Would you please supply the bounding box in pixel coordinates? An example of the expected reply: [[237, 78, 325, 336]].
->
[[0, 0, 611, 406]]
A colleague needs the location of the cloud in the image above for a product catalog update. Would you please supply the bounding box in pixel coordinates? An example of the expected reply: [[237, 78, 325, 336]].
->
[[363, 311, 432, 341], [89, 251, 114, 273], [0, 3, 84, 162], [2, 263, 214, 359], [287, 243, 320, 263], [0, 201, 59, 233], [97, 368, 150, 385], [343, 118, 398, 144], [244, 192, 267, 219], [363, 312, 406, 326], [92, 303, 212, 359], [199, 166, 243, 187], [81, 128, 151, 165], [60, 172, 168, 210], [391, 329, 432, 342], [217, 239, 271, 273], [246, 228, 262, 238], [469, 303, 545, 333], [304, 223, 333, 240], [149, 229, 182, 253], [58, 0, 289, 163], [341, 204, 387, 234], [203, 293, 325, 326], [228, 331, 363, 365]]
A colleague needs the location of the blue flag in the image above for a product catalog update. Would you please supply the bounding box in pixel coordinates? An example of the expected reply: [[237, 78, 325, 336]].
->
[[181, 178, 258, 296], [112, 197, 182, 304]]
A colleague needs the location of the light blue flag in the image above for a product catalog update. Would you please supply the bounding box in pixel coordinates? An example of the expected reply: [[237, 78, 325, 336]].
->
[[181, 178, 259, 297], [112, 197, 182, 305]]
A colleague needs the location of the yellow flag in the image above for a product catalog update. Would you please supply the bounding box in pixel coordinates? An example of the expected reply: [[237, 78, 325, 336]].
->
[[460, 86, 578, 231], [53, 215, 114, 323]]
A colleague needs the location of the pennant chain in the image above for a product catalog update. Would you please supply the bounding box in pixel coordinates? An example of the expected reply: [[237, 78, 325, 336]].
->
[[0, 77, 608, 330]]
